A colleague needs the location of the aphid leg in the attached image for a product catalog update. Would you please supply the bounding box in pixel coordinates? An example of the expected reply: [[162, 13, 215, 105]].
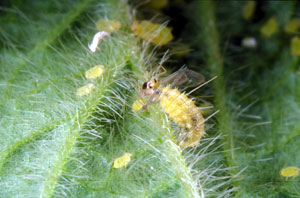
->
[[137, 83, 145, 103], [141, 90, 160, 112], [157, 65, 167, 78]]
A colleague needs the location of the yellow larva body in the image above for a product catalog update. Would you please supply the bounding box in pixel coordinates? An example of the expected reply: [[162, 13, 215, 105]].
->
[[159, 86, 205, 148]]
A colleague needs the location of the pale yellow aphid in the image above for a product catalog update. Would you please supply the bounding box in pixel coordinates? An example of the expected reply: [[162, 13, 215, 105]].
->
[[260, 17, 278, 37], [96, 19, 121, 33], [290, 36, 300, 56], [243, 1, 256, 20], [113, 152, 132, 168], [285, 18, 300, 34], [132, 98, 146, 112], [137, 67, 206, 148], [85, 65, 105, 79], [131, 20, 173, 46], [280, 166, 300, 178], [76, 83, 95, 97]]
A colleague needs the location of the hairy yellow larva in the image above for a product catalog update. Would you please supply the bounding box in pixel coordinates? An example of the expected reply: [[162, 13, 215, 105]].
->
[[160, 86, 205, 148], [113, 152, 132, 168], [136, 67, 206, 148]]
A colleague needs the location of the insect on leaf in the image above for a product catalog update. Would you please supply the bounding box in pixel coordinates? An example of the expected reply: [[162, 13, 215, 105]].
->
[[291, 36, 300, 56], [280, 166, 300, 178], [260, 17, 278, 37], [243, 1, 256, 20], [284, 18, 300, 34], [131, 20, 173, 46], [76, 83, 95, 97], [132, 99, 146, 112], [113, 153, 133, 168], [85, 65, 105, 79]]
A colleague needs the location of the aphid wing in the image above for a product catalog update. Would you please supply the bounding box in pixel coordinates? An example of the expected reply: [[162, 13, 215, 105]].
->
[[160, 69, 205, 88], [160, 69, 185, 86], [185, 69, 205, 87]]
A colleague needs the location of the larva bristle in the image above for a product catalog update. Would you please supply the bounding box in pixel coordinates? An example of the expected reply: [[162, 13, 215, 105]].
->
[[159, 86, 205, 148]]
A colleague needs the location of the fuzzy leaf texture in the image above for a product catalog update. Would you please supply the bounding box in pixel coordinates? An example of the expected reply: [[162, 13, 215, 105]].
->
[[187, 1, 300, 197], [0, 0, 227, 198]]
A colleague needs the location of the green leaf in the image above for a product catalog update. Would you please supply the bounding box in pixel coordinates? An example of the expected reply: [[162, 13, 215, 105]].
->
[[1, 0, 221, 197]]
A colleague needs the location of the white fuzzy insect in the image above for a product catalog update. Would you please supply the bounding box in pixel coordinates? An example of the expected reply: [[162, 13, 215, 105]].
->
[[88, 31, 109, 52], [242, 37, 257, 49]]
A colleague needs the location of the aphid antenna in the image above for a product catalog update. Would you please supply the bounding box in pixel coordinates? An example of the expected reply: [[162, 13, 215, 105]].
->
[[179, 64, 187, 70], [159, 50, 170, 66], [153, 50, 169, 78], [140, 43, 153, 67], [186, 76, 218, 96]]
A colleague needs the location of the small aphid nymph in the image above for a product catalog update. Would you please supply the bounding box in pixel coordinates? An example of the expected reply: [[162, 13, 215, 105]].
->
[[76, 83, 95, 97], [113, 152, 133, 168], [131, 20, 173, 46], [85, 65, 105, 79], [137, 66, 206, 148], [280, 166, 300, 178]]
